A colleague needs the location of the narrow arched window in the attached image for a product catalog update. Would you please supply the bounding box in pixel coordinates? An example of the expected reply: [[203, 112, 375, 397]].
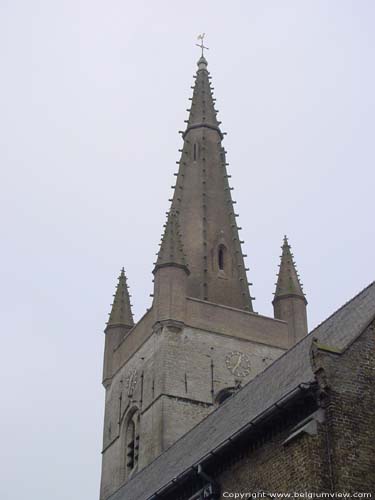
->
[[125, 410, 140, 477], [126, 419, 135, 472], [218, 245, 225, 271], [193, 143, 197, 161]]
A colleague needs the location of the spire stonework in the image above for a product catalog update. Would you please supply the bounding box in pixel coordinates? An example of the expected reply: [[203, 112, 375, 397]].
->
[[102, 268, 134, 387], [107, 268, 134, 328], [170, 55, 253, 311], [153, 211, 189, 274], [153, 211, 189, 322], [273, 236, 308, 343], [99, 54, 296, 499]]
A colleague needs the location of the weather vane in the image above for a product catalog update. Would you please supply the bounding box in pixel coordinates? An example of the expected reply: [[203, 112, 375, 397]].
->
[[196, 33, 209, 57]]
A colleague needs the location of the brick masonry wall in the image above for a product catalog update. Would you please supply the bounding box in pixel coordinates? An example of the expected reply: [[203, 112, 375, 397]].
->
[[322, 320, 375, 493], [217, 417, 328, 495], [213, 321, 375, 497]]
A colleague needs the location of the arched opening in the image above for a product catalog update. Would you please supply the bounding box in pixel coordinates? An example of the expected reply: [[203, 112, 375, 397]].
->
[[126, 419, 135, 471], [193, 143, 197, 161], [218, 244, 226, 271], [124, 409, 140, 478]]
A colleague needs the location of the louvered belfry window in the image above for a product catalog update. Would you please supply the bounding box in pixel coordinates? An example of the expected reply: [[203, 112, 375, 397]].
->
[[125, 411, 140, 475]]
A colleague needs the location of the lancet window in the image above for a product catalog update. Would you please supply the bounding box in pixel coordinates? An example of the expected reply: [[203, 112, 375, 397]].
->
[[218, 244, 226, 271], [124, 409, 140, 478]]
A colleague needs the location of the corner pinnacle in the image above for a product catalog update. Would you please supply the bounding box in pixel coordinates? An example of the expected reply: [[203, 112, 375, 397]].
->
[[106, 268, 134, 329], [153, 211, 189, 274], [273, 236, 307, 304]]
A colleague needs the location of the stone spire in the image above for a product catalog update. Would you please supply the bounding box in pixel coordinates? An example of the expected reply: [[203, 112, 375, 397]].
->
[[273, 236, 308, 344], [186, 56, 220, 131], [273, 236, 306, 302], [154, 211, 189, 274], [103, 268, 134, 387], [152, 211, 189, 322], [169, 55, 253, 311], [107, 268, 134, 328]]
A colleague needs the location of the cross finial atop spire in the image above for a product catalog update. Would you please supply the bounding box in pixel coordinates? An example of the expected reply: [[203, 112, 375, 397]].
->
[[196, 33, 209, 58], [167, 51, 253, 311]]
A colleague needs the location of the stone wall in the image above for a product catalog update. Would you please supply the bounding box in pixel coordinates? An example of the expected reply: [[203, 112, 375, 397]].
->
[[273, 295, 308, 345], [100, 316, 286, 499]]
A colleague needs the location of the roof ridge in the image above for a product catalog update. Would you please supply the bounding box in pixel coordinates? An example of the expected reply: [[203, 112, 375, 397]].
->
[[109, 280, 375, 500], [122, 280, 375, 483], [308, 280, 375, 337], [115, 325, 313, 491]]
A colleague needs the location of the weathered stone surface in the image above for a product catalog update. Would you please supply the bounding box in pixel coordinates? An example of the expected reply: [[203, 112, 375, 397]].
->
[[273, 236, 308, 343], [218, 320, 375, 496], [97, 51, 352, 500], [106, 281, 375, 500], [100, 312, 286, 499], [169, 55, 253, 311]]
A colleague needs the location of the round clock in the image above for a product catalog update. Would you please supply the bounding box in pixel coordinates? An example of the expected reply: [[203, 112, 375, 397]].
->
[[225, 351, 251, 378]]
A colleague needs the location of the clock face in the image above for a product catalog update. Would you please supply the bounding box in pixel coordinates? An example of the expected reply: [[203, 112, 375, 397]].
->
[[225, 351, 251, 378]]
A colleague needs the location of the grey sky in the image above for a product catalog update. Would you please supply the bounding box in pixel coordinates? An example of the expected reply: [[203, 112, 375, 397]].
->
[[0, 1, 374, 499]]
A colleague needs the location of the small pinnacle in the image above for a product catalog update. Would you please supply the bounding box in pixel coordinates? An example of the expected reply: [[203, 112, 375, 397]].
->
[[273, 236, 306, 303], [153, 211, 189, 274], [106, 268, 134, 329]]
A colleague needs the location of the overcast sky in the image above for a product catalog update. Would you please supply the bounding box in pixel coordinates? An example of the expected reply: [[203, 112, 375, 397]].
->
[[1, 1, 374, 499]]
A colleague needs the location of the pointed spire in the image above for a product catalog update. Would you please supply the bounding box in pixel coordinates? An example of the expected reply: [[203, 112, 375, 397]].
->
[[107, 268, 134, 328], [153, 211, 189, 274], [184, 55, 221, 136], [273, 236, 307, 303], [168, 56, 253, 311]]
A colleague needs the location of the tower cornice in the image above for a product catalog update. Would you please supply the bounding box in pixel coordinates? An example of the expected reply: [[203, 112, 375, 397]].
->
[[273, 292, 308, 306]]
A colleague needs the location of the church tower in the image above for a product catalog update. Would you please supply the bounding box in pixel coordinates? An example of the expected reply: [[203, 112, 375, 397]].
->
[[99, 53, 307, 500]]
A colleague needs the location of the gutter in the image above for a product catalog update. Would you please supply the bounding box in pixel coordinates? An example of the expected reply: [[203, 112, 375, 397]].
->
[[185, 465, 221, 500], [148, 382, 316, 500]]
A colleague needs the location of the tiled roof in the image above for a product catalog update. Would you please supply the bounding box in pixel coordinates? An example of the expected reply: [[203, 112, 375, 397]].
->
[[109, 281, 375, 500]]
